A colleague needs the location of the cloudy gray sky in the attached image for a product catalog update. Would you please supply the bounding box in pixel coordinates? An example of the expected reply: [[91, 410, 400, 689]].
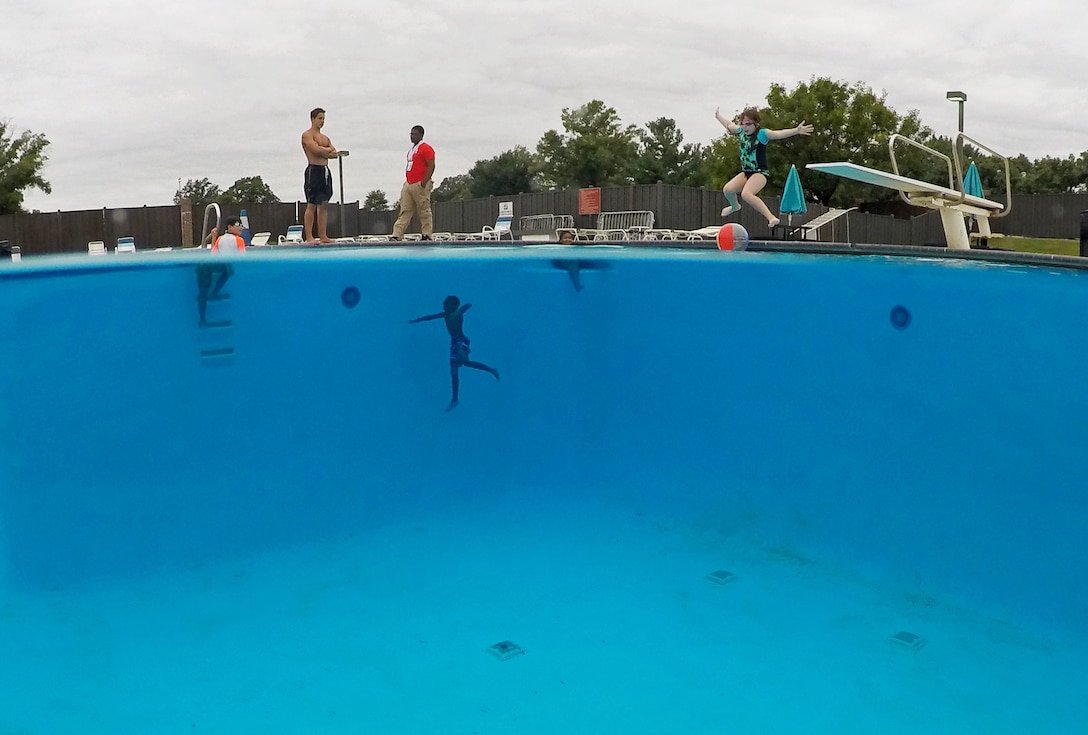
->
[[3, 0, 1085, 213]]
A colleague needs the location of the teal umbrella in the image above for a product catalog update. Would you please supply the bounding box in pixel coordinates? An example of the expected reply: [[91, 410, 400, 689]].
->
[[780, 164, 808, 224], [963, 161, 984, 198]]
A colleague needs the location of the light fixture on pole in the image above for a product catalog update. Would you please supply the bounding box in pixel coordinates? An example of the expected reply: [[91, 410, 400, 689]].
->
[[338, 150, 351, 238], [946, 91, 967, 163]]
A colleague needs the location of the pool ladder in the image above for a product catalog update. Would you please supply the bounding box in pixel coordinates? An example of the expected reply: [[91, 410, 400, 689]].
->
[[199, 202, 236, 360], [199, 300, 235, 360]]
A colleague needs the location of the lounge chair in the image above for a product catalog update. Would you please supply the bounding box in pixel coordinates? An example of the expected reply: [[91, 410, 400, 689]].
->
[[278, 225, 304, 245], [458, 214, 514, 241], [518, 214, 574, 242], [88, 240, 106, 256], [115, 237, 136, 254]]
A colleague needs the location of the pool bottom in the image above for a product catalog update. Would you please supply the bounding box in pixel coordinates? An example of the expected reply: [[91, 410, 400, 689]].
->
[[2, 495, 1082, 734]]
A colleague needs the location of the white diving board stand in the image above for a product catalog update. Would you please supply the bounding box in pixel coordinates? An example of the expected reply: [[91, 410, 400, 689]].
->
[[807, 162, 1006, 249]]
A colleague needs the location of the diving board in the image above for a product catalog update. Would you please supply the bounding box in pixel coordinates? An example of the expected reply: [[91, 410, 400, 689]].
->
[[807, 159, 1006, 250], [808, 163, 1004, 211]]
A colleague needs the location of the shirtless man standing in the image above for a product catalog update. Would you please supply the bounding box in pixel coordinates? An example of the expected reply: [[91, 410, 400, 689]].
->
[[301, 107, 340, 243]]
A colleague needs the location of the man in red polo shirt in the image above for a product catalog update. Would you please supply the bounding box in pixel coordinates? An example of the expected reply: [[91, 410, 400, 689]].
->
[[391, 125, 435, 241]]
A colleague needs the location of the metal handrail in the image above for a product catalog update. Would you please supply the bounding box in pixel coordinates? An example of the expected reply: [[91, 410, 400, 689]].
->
[[888, 134, 963, 206], [199, 203, 221, 248], [954, 132, 1013, 219]]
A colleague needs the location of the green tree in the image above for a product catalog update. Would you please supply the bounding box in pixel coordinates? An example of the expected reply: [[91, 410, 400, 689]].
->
[[0, 120, 51, 215], [432, 173, 475, 203], [362, 189, 391, 211], [467, 146, 539, 197], [1016, 153, 1088, 194], [536, 100, 639, 188], [634, 117, 710, 186], [174, 178, 222, 209], [222, 175, 279, 203]]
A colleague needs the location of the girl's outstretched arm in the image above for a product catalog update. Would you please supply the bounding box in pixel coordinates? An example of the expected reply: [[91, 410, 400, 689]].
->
[[715, 107, 739, 135], [765, 122, 814, 141]]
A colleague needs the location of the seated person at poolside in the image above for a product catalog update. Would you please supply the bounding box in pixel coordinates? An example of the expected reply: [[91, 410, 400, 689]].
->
[[196, 217, 245, 327]]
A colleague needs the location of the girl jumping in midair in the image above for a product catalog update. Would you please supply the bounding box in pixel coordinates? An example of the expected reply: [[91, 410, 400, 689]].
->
[[715, 106, 813, 228]]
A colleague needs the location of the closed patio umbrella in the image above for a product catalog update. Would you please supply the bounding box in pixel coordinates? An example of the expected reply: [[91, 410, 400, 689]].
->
[[962, 160, 986, 245], [963, 161, 984, 198], [780, 164, 807, 225]]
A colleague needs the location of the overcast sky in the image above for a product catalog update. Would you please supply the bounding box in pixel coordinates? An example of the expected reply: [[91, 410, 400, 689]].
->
[[3, 0, 1085, 214]]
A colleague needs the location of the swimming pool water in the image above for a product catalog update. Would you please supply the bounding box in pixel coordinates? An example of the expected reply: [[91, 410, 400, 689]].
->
[[1, 247, 1085, 733]]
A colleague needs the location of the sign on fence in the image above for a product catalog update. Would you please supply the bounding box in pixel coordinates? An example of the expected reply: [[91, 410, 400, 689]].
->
[[579, 188, 601, 215]]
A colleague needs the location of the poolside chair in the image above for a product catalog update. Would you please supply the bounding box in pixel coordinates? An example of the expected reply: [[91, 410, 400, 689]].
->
[[457, 214, 514, 241], [278, 225, 304, 245], [88, 240, 106, 256], [249, 231, 271, 247], [115, 237, 136, 254], [594, 210, 655, 240]]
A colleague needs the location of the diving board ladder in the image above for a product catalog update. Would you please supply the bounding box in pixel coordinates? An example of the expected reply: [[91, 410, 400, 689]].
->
[[807, 132, 1011, 249]]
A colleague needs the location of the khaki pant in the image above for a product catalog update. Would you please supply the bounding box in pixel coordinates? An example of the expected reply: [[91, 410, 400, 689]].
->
[[392, 180, 433, 238]]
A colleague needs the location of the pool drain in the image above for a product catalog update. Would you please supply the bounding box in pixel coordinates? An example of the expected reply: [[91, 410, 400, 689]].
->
[[889, 305, 912, 330], [888, 630, 925, 652], [341, 286, 360, 308], [703, 569, 737, 585], [486, 640, 525, 661]]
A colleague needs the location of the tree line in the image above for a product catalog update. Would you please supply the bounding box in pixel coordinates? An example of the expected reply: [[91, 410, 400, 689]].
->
[[173, 176, 280, 210], [3, 78, 1086, 216], [428, 80, 1087, 208]]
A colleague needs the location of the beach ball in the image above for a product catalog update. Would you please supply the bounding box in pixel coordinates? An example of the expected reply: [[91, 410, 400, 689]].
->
[[716, 223, 749, 251]]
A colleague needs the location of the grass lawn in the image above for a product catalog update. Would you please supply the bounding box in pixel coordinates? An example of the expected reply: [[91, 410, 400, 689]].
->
[[989, 236, 1079, 257]]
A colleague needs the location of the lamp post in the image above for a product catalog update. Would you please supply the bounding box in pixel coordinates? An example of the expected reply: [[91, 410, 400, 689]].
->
[[337, 150, 351, 238], [946, 91, 967, 164]]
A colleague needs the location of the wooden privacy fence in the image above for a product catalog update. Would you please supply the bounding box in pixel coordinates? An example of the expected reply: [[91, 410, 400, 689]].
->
[[422, 185, 1088, 246], [3, 185, 1086, 255], [0, 200, 361, 256]]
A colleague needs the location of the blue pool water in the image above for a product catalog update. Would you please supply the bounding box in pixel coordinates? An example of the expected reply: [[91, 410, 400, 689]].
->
[[1, 246, 1086, 733]]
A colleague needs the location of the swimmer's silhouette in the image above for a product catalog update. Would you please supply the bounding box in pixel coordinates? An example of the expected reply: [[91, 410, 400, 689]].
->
[[550, 228, 611, 291], [409, 295, 499, 411]]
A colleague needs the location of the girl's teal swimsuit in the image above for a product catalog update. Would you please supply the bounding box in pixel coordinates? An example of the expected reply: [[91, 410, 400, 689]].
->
[[737, 127, 770, 176]]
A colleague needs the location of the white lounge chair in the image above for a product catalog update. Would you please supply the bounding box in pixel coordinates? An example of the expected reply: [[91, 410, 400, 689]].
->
[[115, 237, 136, 254], [458, 215, 514, 241], [278, 225, 304, 245], [579, 210, 655, 241], [249, 231, 271, 247], [88, 240, 106, 256], [518, 214, 573, 242]]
